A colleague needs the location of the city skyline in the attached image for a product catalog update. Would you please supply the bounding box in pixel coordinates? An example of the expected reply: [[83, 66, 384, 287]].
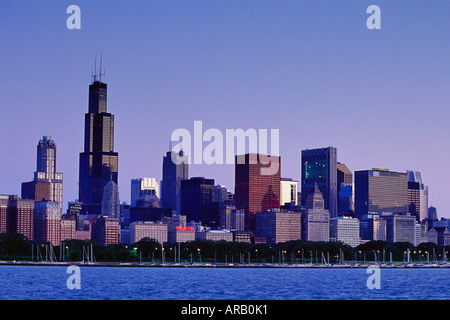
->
[[1, 1, 449, 217]]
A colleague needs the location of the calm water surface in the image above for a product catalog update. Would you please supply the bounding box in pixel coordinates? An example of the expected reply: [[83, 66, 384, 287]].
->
[[0, 266, 448, 300]]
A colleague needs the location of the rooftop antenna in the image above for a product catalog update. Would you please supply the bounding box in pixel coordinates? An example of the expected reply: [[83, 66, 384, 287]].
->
[[93, 51, 98, 82], [99, 51, 104, 82]]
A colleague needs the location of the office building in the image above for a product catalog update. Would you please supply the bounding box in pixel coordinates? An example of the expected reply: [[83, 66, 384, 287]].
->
[[255, 210, 301, 244], [79, 74, 119, 216], [330, 216, 360, 247], [407, 170, 428, 222], [5, 195, 34, 240], [22, 136, 63, 206], [101, 180, 120, 218], [180, 177, 215, 226], [220, 205, 245, 231], [0, 195, 9, 233], [280, 178, 298, 206], [129, 221, 168, 245], [354, 169, 408, 219], [34, 201, 62, 246], [196, 230, 233, 242], [360, 216, 387, 241], [337, 162, 353, 215], [301, 185, 330, 242], [385, 214, 416, 244], [91, 216, 120, 245], [61, 218, 76, 242], [131, 178, 159, 207], [301, 147, 337, 218], [161, 150, 189, 213], [235, 153, 281, 231]]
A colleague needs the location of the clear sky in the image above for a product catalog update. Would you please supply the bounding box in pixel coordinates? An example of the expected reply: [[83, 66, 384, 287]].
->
[[0, 1, 449, 217]]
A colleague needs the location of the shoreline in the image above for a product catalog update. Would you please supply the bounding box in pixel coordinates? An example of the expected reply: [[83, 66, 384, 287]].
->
[[1, 261, 449, 269]]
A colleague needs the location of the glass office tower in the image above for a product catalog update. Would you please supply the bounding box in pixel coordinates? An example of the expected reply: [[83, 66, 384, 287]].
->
[[79, 78, 118, 216], [301, 147, 337, 218]]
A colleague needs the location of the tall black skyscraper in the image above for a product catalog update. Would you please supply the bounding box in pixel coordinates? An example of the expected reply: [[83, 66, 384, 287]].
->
[[161, 150, 188, 213], [301, 147, 337, 218], [79, 67, 118, 216]]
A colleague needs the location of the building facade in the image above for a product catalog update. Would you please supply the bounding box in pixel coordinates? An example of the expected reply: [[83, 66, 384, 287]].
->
[[180, 177, 215, 226], [131, 178, 160, 207], [280, 178, 298, 206], [91, 216, 120, 245], [302, 186, 330, 242], [255, 210, 301, 244], [337, 162, 353, 216], [79, 78, 119, 216], [301, 147, 337, 218], [129, 221, 168, 245], [330, 216, 360, 247], [354, 169, 408, 219], [161, 150, 189, 213], [34, 201, 62, 246], [235, 153, 281, 231]]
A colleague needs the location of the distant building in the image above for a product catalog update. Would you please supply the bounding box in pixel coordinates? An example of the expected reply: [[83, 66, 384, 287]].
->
[[354, 169, 408, 219], [301, 147, 337, 218], [301, 185, 330, 242], [101, 180, 120, 218], [336, 162, 353, 216], [255, 210, 301, 244], [161, 150, 189, 213], [196, 230, 233, 242], [79, 78, 119, 216], [220, 205, 245, 231], [407, 170, 428, 222], [235, 153, 281, 231], [232, 231, 252, 243], [360, 216, 387, 241], [129, 221, 168, 245], [34, 201, 62, 246], [280, 178, 298, 206], [180, 177, 215, 226], [91, 216, 120, 246], [330, 216, 360, 247], [385, 214, 416, 244], [22, 136, 63, 206], [61, 218, 76, 242], [168, 226, 196, 243], [4, 195, 34, 240], [131, 178, 159, 207]]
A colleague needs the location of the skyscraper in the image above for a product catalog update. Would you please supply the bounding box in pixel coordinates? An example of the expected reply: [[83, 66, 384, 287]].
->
[[337, 162, 353, 216], [101, 180, 120, 218], [131, 178, 159, 207], [161, 150, 188, 213], [180, 177, 215, 226], [301, 147, 337, 218], [235, 153, 281, 232], [79, 73, 118, 216], [301, 185, 330, 242], [22, 136, 63, 206], [34, 201, 62, 246], [354, 169, 408, 219], [407, 170, 428, 222]]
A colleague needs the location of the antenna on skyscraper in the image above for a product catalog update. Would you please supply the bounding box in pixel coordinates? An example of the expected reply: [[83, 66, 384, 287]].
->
[[99, 51, 104, 82]]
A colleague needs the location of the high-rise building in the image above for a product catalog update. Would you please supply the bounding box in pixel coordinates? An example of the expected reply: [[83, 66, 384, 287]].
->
[[337, 162, 353, 216], [129, 221, 168, 245], [407, 170, 428, 222], [161, 150, 189, 213], [0, 195, 8, 233], [79, 75, 118, 216], [360, 216, 387, 241], [34, 201, 62, 246], [385, 214, 416, 244], [235, 153, 281, 231], [301, 185, 330, 242], [180, 177, 215, 225], [131, 178, 159, 207], [5, 195, 34, 240], [330, 216, 360, 247], [301, 147, 337, 218], [280, 178, 298, 207], [354, 169, 408, 219], [22, 136, 63, 206], [101, 180, 120, 218], [220, 205, 245, 231], [255, 210, 301, 244], [91, 216, 120, 246]]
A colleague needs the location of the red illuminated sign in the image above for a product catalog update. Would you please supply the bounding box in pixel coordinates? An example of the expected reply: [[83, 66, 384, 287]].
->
[[175, 226, 194, 231]]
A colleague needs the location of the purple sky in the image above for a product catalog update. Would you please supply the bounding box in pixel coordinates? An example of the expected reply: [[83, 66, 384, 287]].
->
[[0, 1, 449, 217]]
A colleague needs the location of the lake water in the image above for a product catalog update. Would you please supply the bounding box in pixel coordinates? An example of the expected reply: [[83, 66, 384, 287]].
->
[[0, 265, 449, 300]]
